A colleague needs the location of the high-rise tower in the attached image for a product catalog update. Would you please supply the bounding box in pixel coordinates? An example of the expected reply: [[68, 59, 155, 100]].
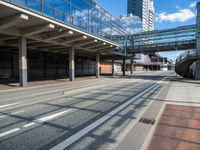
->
[[127, 0, 155, 31]]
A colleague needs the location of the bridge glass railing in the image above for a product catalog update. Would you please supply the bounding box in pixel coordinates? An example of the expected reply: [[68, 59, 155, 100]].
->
[[3, 0, 127, 46]]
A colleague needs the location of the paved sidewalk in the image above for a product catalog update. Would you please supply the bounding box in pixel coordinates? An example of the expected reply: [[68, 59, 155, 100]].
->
[[146, 79, 200, 150], [148, 104, 200, 150], [0, 76, 98, 91]]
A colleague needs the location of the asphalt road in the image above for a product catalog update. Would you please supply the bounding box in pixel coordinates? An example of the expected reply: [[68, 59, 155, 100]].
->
[[0, 71, 174, 150]]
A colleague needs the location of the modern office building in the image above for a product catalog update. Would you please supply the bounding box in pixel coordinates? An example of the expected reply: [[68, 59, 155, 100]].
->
[[127, 0, 155, 31], [148, 1, 155, 31], [0, 0, 133, 86]]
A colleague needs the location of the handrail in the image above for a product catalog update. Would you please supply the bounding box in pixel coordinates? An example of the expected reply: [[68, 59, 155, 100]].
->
[[176, 50, 197, 63], [128, 40, 196, 48]]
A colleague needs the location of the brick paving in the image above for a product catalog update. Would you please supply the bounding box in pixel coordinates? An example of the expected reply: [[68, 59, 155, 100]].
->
[[148, 104, 200, 150]]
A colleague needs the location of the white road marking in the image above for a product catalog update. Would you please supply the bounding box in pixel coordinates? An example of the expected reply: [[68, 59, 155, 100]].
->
[[23, 109, 72, 128], [109, 80, 169, 150], [0, 102, 22, 109], [0, 128, 20, 138], [0, 110, 26, 119], [50, 77, 167, 150]]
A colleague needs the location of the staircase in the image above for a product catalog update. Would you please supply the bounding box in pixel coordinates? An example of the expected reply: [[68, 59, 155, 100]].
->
[[175, 51, 200, 78]]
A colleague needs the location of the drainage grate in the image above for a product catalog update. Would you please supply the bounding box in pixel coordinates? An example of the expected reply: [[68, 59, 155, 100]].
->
[[139, 118, 155, 125]]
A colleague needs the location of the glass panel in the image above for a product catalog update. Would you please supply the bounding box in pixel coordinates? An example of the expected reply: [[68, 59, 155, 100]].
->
[[28, 0, 42, 12], [6, 0, 129, 52]]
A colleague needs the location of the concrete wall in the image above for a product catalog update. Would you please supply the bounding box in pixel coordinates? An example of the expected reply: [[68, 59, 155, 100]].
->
[[100, 62, 112, 74]]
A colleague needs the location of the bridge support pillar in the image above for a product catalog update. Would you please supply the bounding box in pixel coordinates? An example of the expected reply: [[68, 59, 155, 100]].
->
[[19, 37, 28, 87], [130, 59, 134, 74], [123, 57, 126, 76], [195, 62, 200, 80], [69, 47, 75, 81], [195, 2, 200, 80]]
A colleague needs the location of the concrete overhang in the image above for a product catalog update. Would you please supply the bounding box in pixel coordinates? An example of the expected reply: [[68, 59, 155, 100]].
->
[[0, 0, 119, 54]]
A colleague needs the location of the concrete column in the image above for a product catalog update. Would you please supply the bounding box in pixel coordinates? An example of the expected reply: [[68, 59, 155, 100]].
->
[[19, 37, 28, 87], [195, 61, 200, 80], [96, 53, 100, 78], [69, 47, 75, 81], [195, 2, 200, 80], [130, 59, 134, 74], [112, 58, 115, 77], [123, 57, 126, 76]]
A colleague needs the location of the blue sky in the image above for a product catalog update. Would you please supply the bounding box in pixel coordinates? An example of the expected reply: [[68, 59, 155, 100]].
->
[[96, 0, 197, 61], [96, 0, 196, 29]]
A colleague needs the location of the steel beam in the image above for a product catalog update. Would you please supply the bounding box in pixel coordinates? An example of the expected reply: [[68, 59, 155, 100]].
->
[[84, 42, 106, 49], [0, 36, 17, 42], [45, 30, 73, 41], [64, 35, 87, 45], [75, 39, 98, 47], [22, 23, 55, 36], [0, 14, 28, 30]]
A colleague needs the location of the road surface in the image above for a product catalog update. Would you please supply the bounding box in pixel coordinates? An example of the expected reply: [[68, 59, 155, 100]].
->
[[0, 71, 174, 150]]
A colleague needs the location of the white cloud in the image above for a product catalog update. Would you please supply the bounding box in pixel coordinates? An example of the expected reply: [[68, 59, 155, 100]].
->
[[156, 9, 195, 23], [189, 1, 196, 8], [175, 5, 181, 9]]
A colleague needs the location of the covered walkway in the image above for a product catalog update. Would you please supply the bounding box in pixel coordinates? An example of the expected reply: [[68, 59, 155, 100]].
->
[[0, 0, 132, 87]]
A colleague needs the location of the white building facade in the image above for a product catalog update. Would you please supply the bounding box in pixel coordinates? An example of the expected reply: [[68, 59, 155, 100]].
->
[[127, 0, 155, 31]]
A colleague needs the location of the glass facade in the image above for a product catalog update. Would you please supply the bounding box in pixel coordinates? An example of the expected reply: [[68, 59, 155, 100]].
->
[[7, 0, 127, 44], [111, 15, 142, 54]]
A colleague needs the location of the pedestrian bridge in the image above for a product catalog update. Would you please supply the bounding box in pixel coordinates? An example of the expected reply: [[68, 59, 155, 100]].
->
[[124, 24, 196, 54], [175, 50, 200, 78]]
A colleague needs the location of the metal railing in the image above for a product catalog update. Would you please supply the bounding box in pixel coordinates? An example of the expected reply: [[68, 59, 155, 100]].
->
[[132, 40, 196, 49], [176, 50, 197, 63]]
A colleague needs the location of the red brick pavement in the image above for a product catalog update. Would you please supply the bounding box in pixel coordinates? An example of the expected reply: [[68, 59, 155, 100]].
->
[[148, 104, 200, 150]]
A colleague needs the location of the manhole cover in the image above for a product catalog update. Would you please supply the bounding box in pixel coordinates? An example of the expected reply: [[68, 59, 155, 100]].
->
[[139, 118, 155, 125]]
